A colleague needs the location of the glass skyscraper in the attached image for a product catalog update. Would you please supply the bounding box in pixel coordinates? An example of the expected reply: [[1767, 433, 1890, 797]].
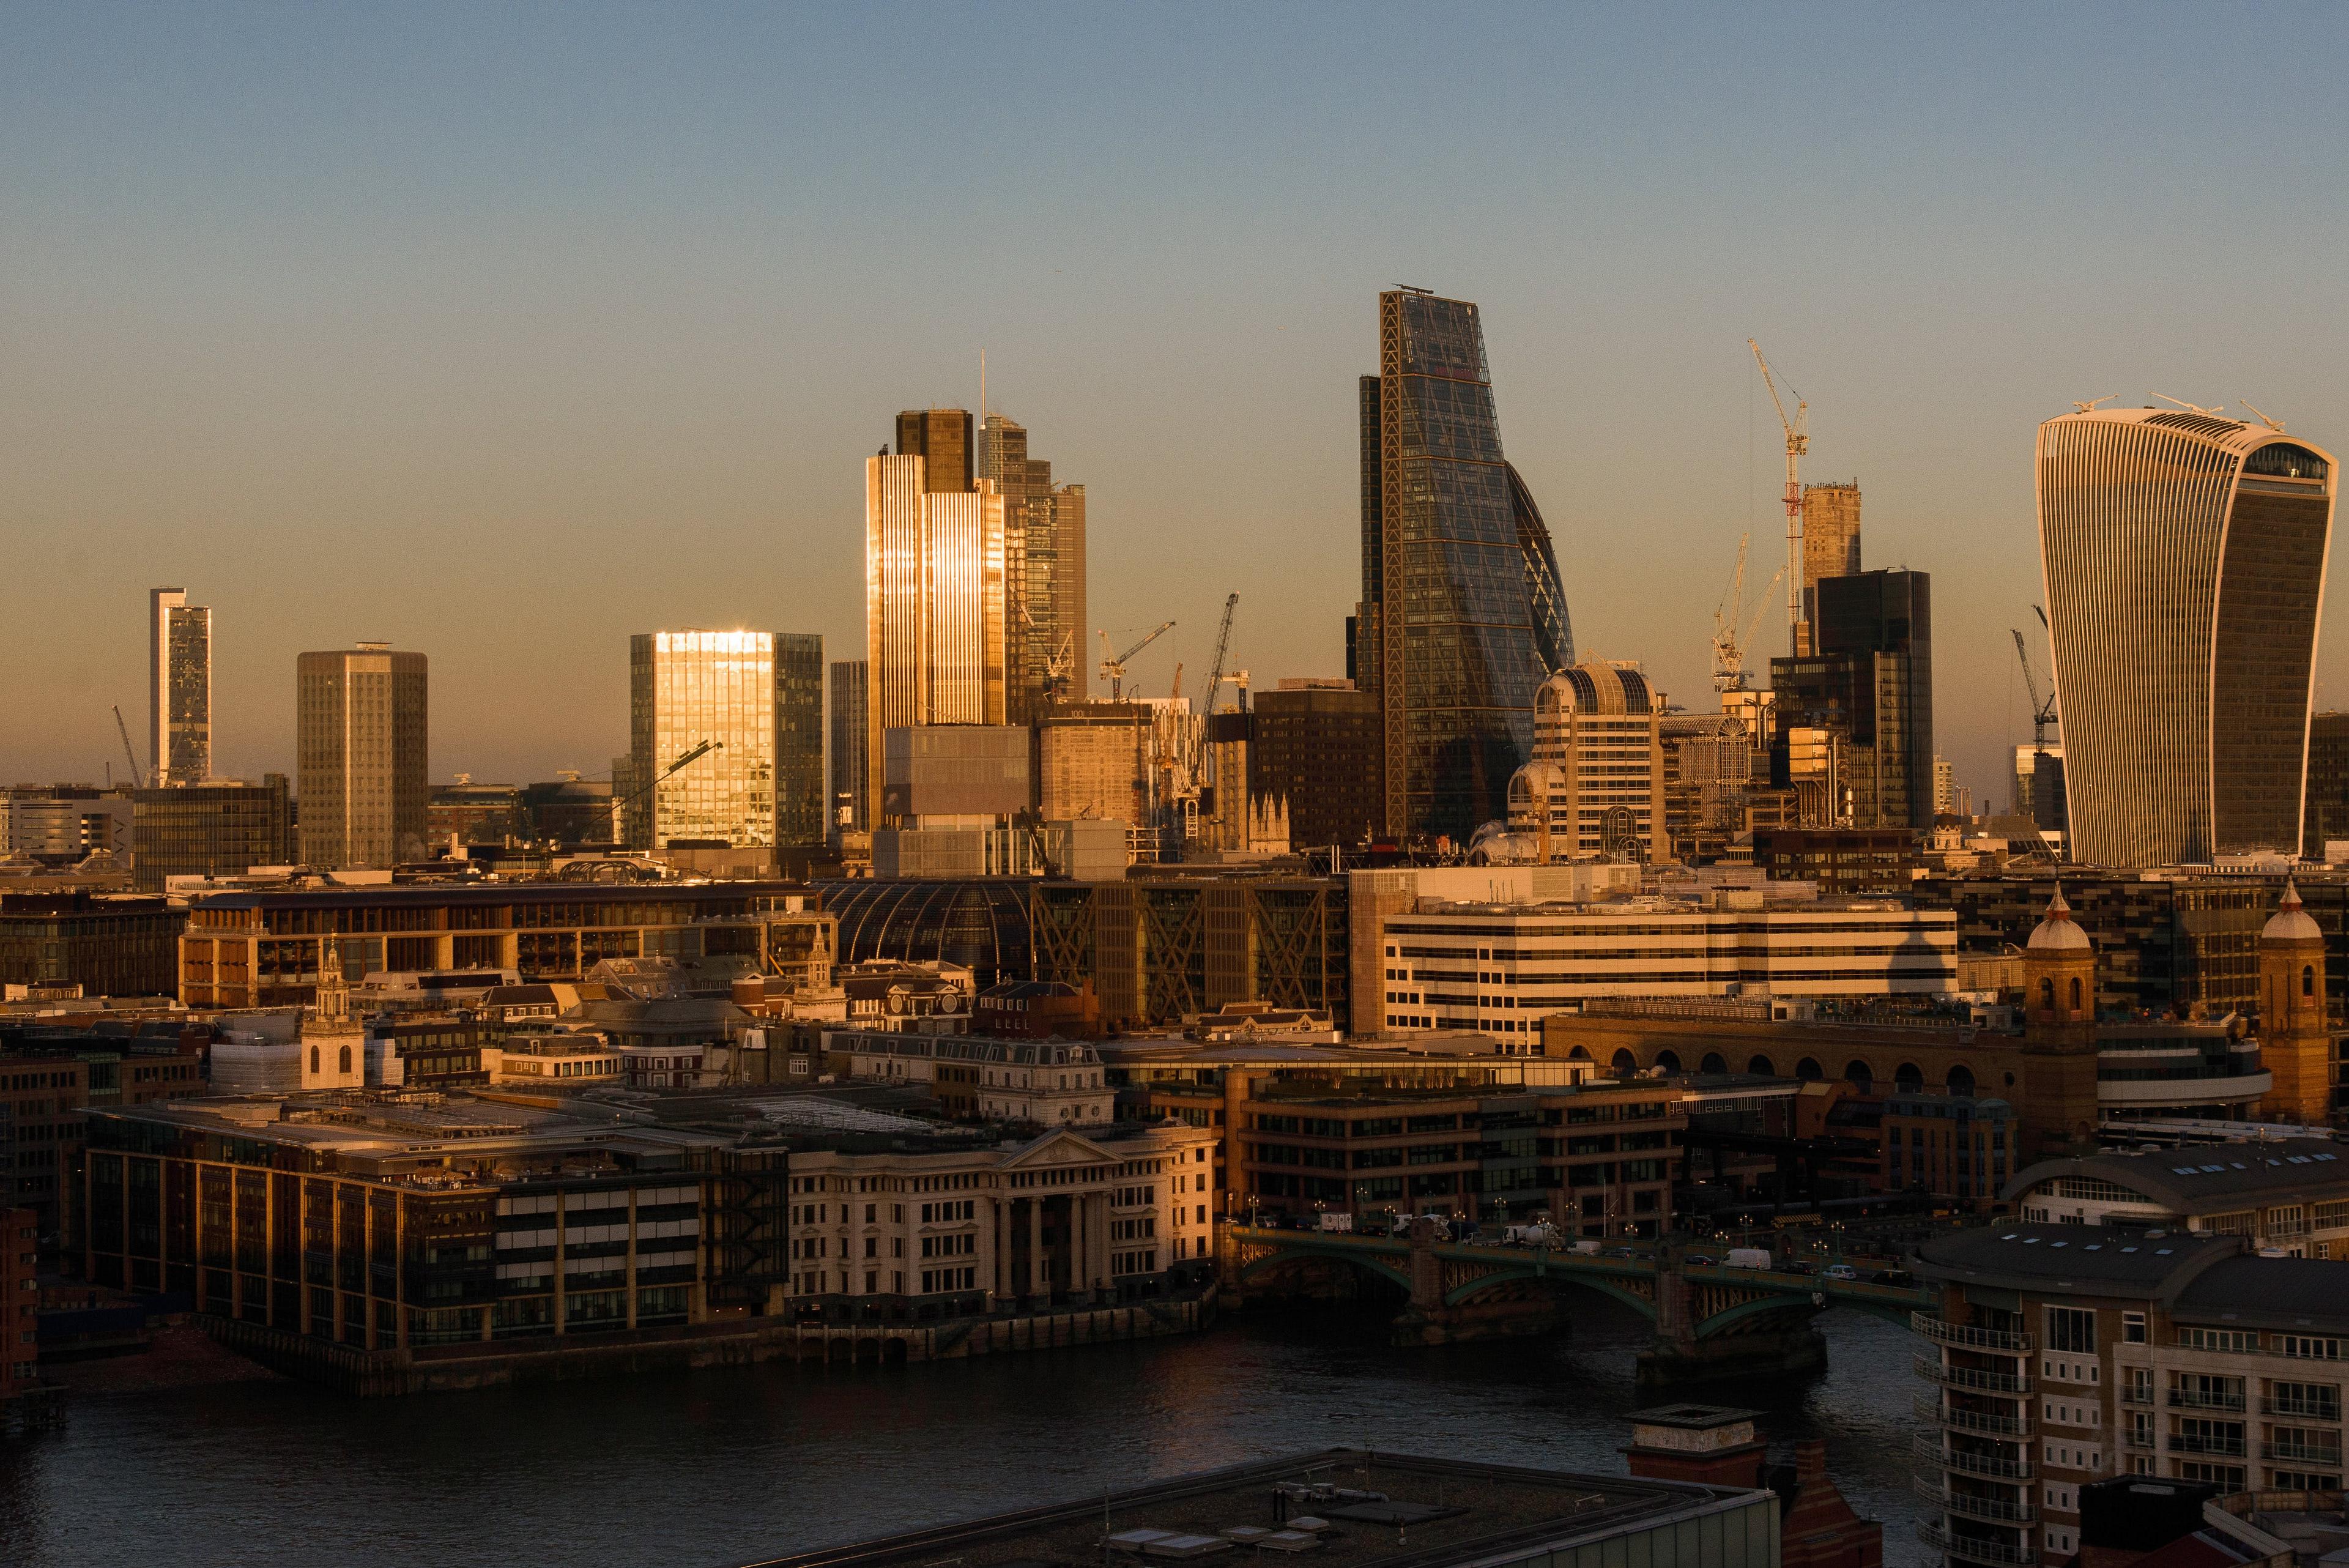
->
[[627, 630, 822, 852], [149, 587, 211, 785], [2038, 408, 2336, 868], [1357, 289, 1572, 842]]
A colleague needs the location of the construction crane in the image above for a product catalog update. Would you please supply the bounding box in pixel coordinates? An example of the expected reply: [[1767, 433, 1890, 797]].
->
[[2012, 628, 2057, 748], [1200, 593, 1239, 716], [2151, 393, 2227, 418], [1748, 338, 1809, 656], [617, 740, 724, 817], [1097, 621, 1174, 701], [1710, 535, 1784, 694], [1015, 600, 1078, 702], [111, 705, 145, 788]]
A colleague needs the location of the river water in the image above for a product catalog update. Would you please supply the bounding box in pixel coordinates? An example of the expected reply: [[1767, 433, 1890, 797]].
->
[[0, 1301, 1929, 1568]]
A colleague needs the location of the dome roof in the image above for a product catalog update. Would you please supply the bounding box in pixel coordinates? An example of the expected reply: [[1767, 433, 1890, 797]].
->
[[1535, 661, 1657, 718], [2027, 886, 2092, 951], [2264, 878, 2325, 945]]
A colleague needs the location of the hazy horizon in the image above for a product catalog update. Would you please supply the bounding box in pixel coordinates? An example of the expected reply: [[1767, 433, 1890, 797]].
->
[[7, 4, 2347, 811]]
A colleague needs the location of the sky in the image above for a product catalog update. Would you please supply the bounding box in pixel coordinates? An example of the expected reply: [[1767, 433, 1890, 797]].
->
[[4, 3, 2347, 807]]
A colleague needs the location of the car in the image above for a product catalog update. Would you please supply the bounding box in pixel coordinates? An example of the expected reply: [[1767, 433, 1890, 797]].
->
[[1823, 1263, 1860, 1281], [1606, 1246, 1639, 1259], [1683, 1253, 1718, 1266], [1871, 1268, 1916, 1287]]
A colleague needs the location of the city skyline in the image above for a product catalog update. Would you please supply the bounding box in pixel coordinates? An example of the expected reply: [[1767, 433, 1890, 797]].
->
[[7, 7, 2348, 815]]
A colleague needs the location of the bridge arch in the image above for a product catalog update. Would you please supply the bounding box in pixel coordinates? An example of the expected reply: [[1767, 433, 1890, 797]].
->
[[1443, 1266, 1658, 1323], [1238, 1243, 1412, 1298]]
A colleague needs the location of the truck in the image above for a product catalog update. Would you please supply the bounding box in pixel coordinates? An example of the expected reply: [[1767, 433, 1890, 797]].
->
[[1501, 1224, 1561, 1248], [1724, 1247, 1776, 1269], [1316, 1212, 1353, 1233]]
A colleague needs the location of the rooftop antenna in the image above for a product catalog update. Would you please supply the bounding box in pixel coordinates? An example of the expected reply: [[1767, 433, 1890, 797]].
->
[[2240, 398, 2286, 433], [2149, 393, 2228, 418], [2070, 395, 2120, 414]]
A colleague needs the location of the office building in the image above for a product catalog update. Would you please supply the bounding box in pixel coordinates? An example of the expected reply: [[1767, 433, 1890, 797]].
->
[[872, 724, 1036, 877], [123, 777, 294, 889], [1507, 660, 1668, 863], [148, 587, 211, 786], [1245, 682, 1381, 853], [2306, 713, 2349, 856], [1770, 569, 1933, 831], [2038, 407, 2336, 868], [1357, 289, 1573, 843], [1662, 713, 1752, 863], [980, 414, 1087, 720], [2013, 743, 2068, 832], [1037, 700, 1151, 827], [428, 780, 522, 847], [1935, 757, 1956, 816], [1795, 480, 1861, 656], [1912, 1224, 2349, 1565], [625, 630, 823, 853], [297, 643, 428, 869], [867, 414, 1010, 799], [0, 892, 182, 997], [828, 660, 870, 838], [0, 787, 132, 861], [517, 777, 617, 848]]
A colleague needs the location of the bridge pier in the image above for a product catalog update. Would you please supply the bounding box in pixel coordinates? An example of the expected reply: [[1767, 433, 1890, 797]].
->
[[1638, 1266, 1827, 1384]]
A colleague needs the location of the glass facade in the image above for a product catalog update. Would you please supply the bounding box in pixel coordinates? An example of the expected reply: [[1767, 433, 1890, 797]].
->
[[2038, 411, 2336, 867], [295, 647, 428, 869], [811, 877, 1033, 986], [828, 660, 870, 837], [149, 588, 211, 785], [628, 630, 821, 850], [1360, 291, 1573, 844]]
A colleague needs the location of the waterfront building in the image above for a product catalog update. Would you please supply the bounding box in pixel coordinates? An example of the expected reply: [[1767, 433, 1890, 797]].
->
[[122, 778, 294, 890], [1880, 1091, 2020, 1210], [297, 643, 429, 870], [1246, 680, 1380, 855], [625, 630, 823, 853], [1771, 570, 1933, 831], [2003, 1137, 2349, 1255], [1912, 1222, 2349, 1566], [979, 412, 1087, 722], [1033, 869, 1349, 1033], [1357, 288, 1573, 844], [1507, 661, 1668, 863], [0, 892, 182, 998], [149, 587, 211, 786], [828, 660, 870, 839], [177, 881, 831, 1008], [2036, 408, 2336, 868], [1797, 480, 1863, 657], [866, 414, 1010, 800]]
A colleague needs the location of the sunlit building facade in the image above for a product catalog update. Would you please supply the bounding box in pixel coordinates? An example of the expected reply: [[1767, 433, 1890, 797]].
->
[[864, 434, 1009, 801], [149, 587, 212, 785], [1507, 661, 1668, 862], [2038, 409, 2336, 868], [980, 413, 1087, 721], [296, 644, 428, 869], [1357, 289, 1572, 843], [1795, 481, 1861, 656], [627, 630, 823, 851]]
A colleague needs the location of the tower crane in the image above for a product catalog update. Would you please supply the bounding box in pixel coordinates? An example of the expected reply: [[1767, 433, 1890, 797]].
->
[[1710, 535, 1784, 694], [1097, 621, 1174, 701], [1200, 593, 1239, 717], [1016, 598, 1078, 702], [2011, 628, 2057, 748], [617, 740, 724, 817], [1748, 338, 1808, 656], [111, 705, 145, 789]]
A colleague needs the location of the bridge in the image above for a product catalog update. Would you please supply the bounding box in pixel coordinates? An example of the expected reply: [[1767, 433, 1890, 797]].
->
[[1223, 1224, 1934, 1383]]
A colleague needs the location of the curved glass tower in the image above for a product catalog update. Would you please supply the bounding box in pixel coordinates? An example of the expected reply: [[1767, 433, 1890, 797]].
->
[[2036, 408, 2335, 868], [1359, 289, 1573, 843]]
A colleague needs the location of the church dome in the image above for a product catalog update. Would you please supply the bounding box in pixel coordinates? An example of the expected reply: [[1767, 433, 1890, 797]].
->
[[2264, 878, 2324, 945], [2027, 886, 2092, 951]]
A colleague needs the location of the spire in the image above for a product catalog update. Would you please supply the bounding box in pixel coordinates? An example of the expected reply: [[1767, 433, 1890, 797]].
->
[[2282, 875, 2304, 913], [2046, 882, 2071, 920]]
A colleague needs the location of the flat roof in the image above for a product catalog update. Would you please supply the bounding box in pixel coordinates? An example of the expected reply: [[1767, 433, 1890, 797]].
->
[[2003, 1138, 2349, 1208], [188, 880, 814, 910], [732, 1449, 1768, 1568]]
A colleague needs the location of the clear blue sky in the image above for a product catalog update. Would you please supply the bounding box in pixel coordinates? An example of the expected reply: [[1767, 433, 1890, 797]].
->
[[5, 3, 2346, 806]]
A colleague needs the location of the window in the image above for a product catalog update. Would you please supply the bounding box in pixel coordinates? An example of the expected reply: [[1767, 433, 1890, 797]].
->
[[2047, 1306, 2095, 1354], [2181, 1327, 2258, 1353], [2281, 1336, 2341, 1361], [2124, 1312, 2148, 1344]]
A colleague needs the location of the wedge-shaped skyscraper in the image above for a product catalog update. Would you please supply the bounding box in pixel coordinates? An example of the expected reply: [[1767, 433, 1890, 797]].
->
[[2036, 407, 2335, 868]]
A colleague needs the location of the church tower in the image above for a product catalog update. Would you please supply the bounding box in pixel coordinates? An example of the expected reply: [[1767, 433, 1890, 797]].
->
[[2258, 879, 2333, 1126], [2019, 887, 2101, 1157]]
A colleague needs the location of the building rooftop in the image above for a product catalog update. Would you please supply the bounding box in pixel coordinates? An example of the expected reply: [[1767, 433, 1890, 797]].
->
[[2002, 1137, 2349, 1208], [731, 1449, 1767, 1568], [1914, 1222, 2239, 1298]]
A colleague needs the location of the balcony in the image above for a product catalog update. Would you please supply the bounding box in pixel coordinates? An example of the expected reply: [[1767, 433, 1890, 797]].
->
[[2125, 1430, 2154, 1450], [2167, 1388, 2247, 1413], [1917, 1481, 2035, 1523], [2263, 1399, 2343, 1421], [1918, 1356, 2032, 1395], [1915, 1395, 2032, 1437], [1915, 1313, 2033, 1354], [1918, 1520, 2036, 1567], [1915, 1436, 2035, 1481], [2263, 1442, 2345, 1467], [2167, 1434, 2247, 1458], [2120, 1386, 2155, 1407]]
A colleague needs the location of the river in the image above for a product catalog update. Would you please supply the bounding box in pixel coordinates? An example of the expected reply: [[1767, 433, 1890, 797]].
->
[[0, 1302, 1930, 1568]]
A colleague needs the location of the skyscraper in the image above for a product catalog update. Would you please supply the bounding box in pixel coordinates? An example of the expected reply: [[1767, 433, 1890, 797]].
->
[[1769, 569, 1933, 830], [626, 630, 820, 852], [1357, 289, 1573, 842], [296, 643, 428, 869], [1796, 481, 1861, 656], [149, 587, 211, 785], [1507, 661, 1668, 863], [980, 413, 1088, 721], [2037, 408, 2336, 868], [828, 659, 870, 839], [866, 413, 1009, 800]]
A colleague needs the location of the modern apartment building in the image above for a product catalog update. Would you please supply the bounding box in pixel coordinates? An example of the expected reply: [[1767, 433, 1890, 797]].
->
[[1357, 289, 1572, 843], [149, 587, 211, 786], [2037, 408, 2335, 868], [296, 643, 428, 869], [1913, 1224, 2349, 1568], [867, 412, 1009, 801], [624, 630, 823, 852], [2003, 1139, 2349, 1257], [1508, 660, 1668, 863]]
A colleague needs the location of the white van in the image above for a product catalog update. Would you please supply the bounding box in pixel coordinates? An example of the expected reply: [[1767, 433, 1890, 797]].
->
[[1724, 1247, 1775, 1269]]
